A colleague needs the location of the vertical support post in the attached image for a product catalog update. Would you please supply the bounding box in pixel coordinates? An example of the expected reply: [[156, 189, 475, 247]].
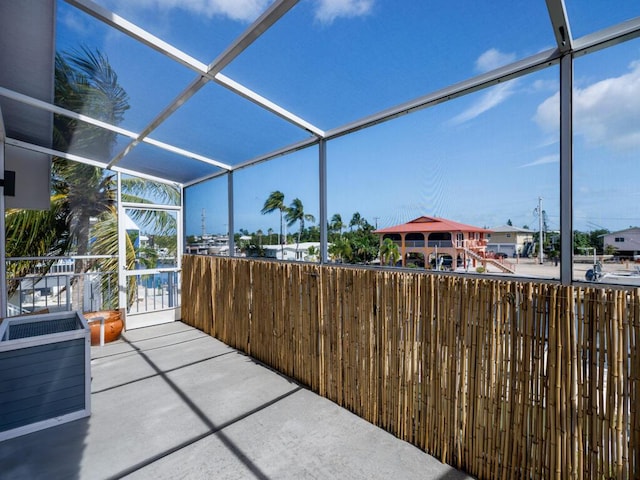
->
[[227, 171, 235, 257], [167, 272, 174, 308], [99, 316, 105, 347], [538, 196, 544, 264], [177, 184, 183, 271], [0, 139, 7, 318], [173, 184, 183, 308], [559, 53, 573, 285], [319, 139, 328, 264], [117, 172, 128, 314], [65, 274, 70, 311]]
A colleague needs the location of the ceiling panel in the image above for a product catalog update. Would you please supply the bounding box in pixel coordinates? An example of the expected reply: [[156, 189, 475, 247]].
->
[[115, 142, 223, 185], [151, 80, 315, 167], [56, 1, 196, 132]]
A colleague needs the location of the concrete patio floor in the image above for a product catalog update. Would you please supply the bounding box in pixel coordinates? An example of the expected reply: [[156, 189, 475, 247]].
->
[[0, 321, 474, 480]]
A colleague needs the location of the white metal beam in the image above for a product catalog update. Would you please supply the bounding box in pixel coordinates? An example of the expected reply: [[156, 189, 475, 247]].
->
[[545, 0, 573, 52], [117, 172, 127, 312], [121, 201, 181, 212], [183, 136, 320, 188], [572, 16, 640, 57], [227, 172, 235, 257], [6, 138, 182, 186], [0, 110, 7, 318], [559, 54, 573, 285], [182, 170, 229, 189], [215, 73, 324, 137], [108, 76, 208, 168], [319, 139, 328, 264], [142, 137, 232, 171], [228, 136, 320, 173], [0, 103, 5, 142], [0, 85, 139, 139]]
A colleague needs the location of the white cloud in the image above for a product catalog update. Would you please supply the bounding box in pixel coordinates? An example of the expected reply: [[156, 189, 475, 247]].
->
[[520, 154, 558, 168], [449, 82, 517, 125], [121, 0, 272, 22], [60, 9, 90, 35], [107, 0, 374, 24], [475, 48, 516, 73], [314, 0, 374, 24], [534, 60, 640, 151]]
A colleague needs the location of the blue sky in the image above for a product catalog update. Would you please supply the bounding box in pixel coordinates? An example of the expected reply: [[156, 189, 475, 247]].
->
[[55, 0, 640, 237]]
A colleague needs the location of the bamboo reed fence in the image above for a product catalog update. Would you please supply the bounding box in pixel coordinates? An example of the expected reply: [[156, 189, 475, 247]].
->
[[181, 255, 640, 480]]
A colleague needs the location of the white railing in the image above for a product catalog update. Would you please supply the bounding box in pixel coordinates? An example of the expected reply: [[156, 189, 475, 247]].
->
[[5, 256, 180, 317], [125, 268, 180, 314]]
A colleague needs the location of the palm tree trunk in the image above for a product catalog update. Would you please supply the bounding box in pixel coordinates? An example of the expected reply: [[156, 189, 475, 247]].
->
[[72, 212, 91, 312], [279, 210, 284, 259]]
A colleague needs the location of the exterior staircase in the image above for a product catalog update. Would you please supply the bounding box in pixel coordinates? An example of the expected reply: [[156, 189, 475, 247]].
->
[[464, 248, 516, 274]]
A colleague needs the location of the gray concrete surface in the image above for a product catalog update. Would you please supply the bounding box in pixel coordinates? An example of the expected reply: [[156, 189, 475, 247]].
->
[[0, 322, 474, 480]]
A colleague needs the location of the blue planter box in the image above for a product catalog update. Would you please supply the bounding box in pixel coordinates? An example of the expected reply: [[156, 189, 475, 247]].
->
[[0, 311, 91, 441]]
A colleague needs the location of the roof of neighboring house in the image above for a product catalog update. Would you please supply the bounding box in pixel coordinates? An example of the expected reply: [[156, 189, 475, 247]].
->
[[489, 225, 534, 234], [605, 227, 640, 236], [263, 242, 322, 251], [374, 216, 491, 235]]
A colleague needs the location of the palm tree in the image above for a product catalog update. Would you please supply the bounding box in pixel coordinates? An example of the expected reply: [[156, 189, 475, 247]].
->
[[256, 229, 263, 246], [267, 228, 274, 244], [380, 238, 400, 266], [349, 212, 363, 231], [261, 191, 286, 258], [307, 245, 319, 262], [330, 213, 344, 237], [285, 198, 316, 254], [328, 236, 352, 263]]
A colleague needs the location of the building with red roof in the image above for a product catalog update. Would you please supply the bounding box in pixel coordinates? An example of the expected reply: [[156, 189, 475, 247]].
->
[[374, 216, 494, 270]]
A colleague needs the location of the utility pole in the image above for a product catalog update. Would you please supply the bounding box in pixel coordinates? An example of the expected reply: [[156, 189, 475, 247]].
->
[[201, 208, 206, 239], [537, 197, 544, 264]]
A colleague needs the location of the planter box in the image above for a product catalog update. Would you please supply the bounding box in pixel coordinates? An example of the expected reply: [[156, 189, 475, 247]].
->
[[0, 311, 91, 441]]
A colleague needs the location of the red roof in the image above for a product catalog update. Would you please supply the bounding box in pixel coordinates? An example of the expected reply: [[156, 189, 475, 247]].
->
[[374, 216, 491, 235]]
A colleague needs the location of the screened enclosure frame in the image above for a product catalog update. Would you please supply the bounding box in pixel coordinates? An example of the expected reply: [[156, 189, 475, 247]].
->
[[0, 0, 639, 298]]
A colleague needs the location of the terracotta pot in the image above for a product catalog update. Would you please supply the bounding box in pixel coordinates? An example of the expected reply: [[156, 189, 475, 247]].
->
[[84, 310, 124, 345]]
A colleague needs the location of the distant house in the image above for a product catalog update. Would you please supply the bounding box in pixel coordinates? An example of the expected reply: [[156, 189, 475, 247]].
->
[[374, 216, 493, 270], [262, 242, 321, 262], [603, 227, 640, 259], [487, 225, 534, 258]]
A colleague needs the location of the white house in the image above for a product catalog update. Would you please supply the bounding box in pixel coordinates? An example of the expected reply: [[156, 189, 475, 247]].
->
[[263, 242, 321, 262], [486, 225, 535, 258], [603, 227, 640, 259]]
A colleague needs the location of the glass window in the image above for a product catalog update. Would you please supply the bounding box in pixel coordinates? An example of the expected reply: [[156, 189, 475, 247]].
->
[[233, 147, 319, 262], [572, 38, 640, 285], [226, 0, 554, 129], [184, 175, 229, 256], [124, 208, 178, 270], [56, 1, 195, 132], [121, 174, 181, 206], [328, 66, 559, 278]]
